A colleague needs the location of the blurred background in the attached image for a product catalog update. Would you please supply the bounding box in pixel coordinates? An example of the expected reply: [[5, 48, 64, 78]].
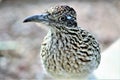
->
[[0, 0, 120, 80]]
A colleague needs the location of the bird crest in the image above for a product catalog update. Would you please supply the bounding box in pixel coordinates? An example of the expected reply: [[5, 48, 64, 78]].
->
[[47, 5, 76, 18]]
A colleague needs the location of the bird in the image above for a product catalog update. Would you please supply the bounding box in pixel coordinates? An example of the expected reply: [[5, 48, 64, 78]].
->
[[23, 5, 101, 80]]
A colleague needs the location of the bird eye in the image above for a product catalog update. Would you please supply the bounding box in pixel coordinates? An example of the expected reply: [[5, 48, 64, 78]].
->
[[59, 15, 73, 21], [59, 16, 67, 21]]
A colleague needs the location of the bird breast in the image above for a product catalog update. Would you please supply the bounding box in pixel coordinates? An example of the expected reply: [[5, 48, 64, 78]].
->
[[40, 29, 100, 78]]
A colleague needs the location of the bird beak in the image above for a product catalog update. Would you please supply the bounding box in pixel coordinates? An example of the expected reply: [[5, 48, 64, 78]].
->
[[23, 14, 49, 23]]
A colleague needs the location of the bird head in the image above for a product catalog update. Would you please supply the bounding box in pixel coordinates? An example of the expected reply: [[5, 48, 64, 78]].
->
[[23, 5, 78, 31]]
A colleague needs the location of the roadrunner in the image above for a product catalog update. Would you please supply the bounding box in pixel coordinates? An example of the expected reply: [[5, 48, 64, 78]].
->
[[23, 5, 101, 80]]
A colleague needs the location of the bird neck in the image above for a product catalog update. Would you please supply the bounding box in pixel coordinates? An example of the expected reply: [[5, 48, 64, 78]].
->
[[49, 25, 79, 34], [49, 27, 81, 40]]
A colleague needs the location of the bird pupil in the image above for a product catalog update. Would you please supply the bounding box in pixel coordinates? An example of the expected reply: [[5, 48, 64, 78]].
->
[[60, 16, 66, 21]]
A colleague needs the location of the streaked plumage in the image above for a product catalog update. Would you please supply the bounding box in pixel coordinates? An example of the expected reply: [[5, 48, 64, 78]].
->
[[24, 5, 101, 80]]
